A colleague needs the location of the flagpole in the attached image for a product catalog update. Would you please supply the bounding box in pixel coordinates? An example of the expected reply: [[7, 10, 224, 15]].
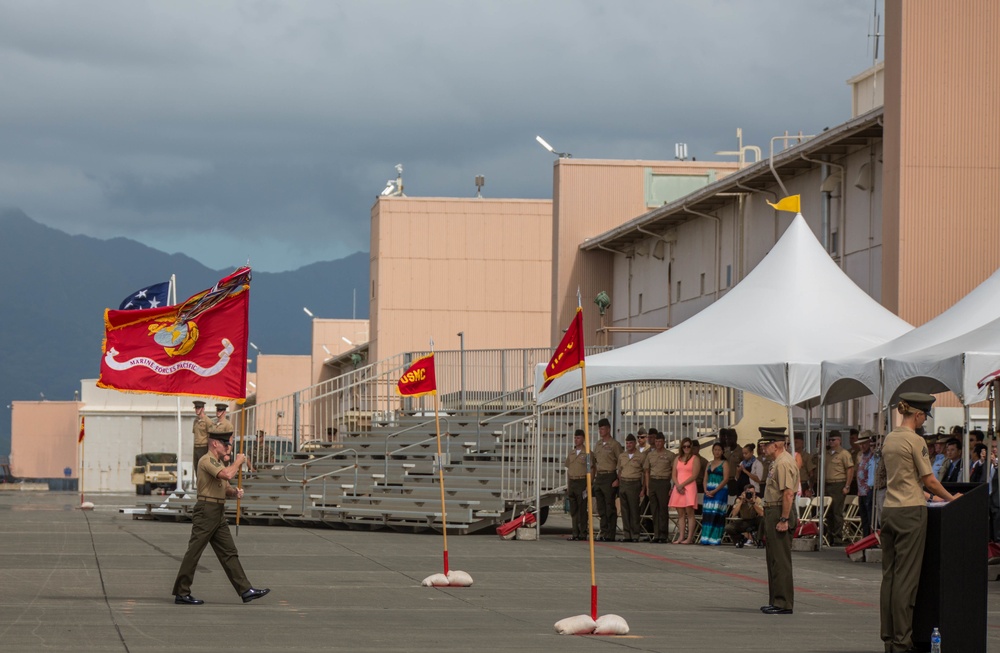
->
[[580, 364, 598, 620], [79, 416, 86, 506], [430, 344, 449, 575], [236, 429, 244, 537], [169, 274, 185, 494]]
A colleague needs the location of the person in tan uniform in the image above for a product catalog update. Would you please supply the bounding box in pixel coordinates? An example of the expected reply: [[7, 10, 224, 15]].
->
[[759, 427, 798, 615], [644, 432, 675, 543], [592, 418, 623, 542], [794, 435, 817, 497], [191, 400, 210, 486], [564, 429, 589, 541], [825, 430, 855, 546], [880, 393, 958, 653], [617, 434, 645, 542], [172, 429, 270, 605]]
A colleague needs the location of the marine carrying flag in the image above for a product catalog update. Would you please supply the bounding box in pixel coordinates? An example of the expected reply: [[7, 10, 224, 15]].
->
[[397, 353, 437, 397], [541, 306, 585, 391], [119, 281, 170, 310], [766, 194, 801, 214], [98, 267, 251, 401]]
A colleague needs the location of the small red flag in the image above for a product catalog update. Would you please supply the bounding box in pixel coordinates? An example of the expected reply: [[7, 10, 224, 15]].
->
[[541, 306, 585, 391], [397, 353, 437, 397], [98, 268, 251, 401], [78, 416, 85, 444]]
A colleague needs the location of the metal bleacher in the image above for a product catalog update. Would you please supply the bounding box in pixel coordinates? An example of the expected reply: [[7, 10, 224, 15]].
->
[[130, 347, 740, 534]]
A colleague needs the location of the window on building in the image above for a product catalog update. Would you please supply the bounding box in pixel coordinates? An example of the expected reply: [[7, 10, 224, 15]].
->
[[726, 264, 732, 288], [700, 273, 706, 296], [830, 231, 839, 256], [637, 293, 643, 315], [676, 280, 681, 301]]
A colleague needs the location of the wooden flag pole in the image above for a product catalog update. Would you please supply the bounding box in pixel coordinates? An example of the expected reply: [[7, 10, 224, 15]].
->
[[580, 364, 598, 620], [236, 430, 245, 536], [433, 387, 449, 575], [79, 417, 86, 506]]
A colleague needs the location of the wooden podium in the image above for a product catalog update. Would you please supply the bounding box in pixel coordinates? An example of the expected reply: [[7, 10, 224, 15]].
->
[[911, 482, 987, 651]]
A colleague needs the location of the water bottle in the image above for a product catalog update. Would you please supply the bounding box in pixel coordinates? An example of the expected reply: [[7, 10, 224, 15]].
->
[[930, 627, 941, 653]]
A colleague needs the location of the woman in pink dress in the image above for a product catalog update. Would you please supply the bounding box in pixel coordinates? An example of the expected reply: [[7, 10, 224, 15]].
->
[[670, 437, 701, 544]]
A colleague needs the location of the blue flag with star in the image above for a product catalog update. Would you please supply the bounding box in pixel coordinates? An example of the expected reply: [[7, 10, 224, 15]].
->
[[119, 281, 170, 310]]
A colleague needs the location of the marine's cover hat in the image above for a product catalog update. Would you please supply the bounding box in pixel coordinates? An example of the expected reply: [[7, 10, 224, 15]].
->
[[215, 403, 229, 412], [193, 400, 206, 408], [757, 426, 787, 443], [898, 392, 935, 417], [597, 418, 611, 428], [207, 430, 233, 441]]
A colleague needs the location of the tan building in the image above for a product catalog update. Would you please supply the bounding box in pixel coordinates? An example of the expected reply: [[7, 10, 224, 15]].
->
[[578, 0, 1000, 430], [368, 197, 553, 362], [9, 400, 80, 488], [550, 159, 739, 346]]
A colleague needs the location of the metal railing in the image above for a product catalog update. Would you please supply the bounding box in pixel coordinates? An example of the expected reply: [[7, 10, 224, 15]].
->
[[499, 380, 738, 505], [233, 346, 608, 447], [383, 418, 451, 478], [281, 448, 360, 514]]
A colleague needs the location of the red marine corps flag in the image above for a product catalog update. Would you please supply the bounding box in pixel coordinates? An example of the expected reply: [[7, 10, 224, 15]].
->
[[98, 267, 251, 401], [397, 353, 437, 397], [541, 305, 584, 392]]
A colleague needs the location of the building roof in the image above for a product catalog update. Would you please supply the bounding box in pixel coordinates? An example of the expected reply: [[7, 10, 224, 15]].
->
[[580, 107, 884, 252]]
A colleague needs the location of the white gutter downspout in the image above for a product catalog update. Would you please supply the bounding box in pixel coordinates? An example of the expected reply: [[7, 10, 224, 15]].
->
[[637, 226, 674, 327], [684, 205, 721, 302], [800, 153, 846, 269]]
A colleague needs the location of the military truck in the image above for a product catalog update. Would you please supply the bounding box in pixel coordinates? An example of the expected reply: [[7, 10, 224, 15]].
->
[[132, 453, 178, 495]]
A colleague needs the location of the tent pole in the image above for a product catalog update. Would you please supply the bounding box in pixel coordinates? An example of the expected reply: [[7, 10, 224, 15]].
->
[[963, 404, 971, 482], [818, 411, 827, 551], [787, 405, 795, 457]]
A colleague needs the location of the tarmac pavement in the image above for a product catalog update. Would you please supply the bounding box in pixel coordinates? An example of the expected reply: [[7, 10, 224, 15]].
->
[[2, 491, 998, 653]]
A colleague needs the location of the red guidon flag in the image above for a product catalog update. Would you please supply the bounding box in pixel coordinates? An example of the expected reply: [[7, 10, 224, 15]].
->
[[397, 353, 437, 397], [541, 306, 585, 391], [78, 416, 85, 444], [98, 267, 251, 401]]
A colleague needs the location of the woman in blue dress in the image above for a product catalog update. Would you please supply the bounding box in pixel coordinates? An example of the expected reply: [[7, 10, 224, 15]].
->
[[699, 441, 731, 545]]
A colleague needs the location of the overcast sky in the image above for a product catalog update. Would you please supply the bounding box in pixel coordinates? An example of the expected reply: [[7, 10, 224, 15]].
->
[[0, 1, 882, 272]]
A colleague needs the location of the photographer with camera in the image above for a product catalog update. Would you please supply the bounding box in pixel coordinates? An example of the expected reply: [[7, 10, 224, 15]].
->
[[726, 483, 765, 548]]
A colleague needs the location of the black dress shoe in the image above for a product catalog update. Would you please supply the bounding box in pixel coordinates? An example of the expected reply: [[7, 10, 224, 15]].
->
[[760, 605, 775, 612], [762, 606, 793, 614], [241, 587, 270, 603], [174, 594, 204, 605]]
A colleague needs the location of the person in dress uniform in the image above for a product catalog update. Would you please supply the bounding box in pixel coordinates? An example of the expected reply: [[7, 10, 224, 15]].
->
[[880, 393, 958, 653], [644, 432, 675, 543], [759, 427, 798, 615], [592, 418, 623, 541], [191, 401, 210, 485], [172, 428, 270, 605], [617, 434, 645, 542], [564, 429, 589, 540]]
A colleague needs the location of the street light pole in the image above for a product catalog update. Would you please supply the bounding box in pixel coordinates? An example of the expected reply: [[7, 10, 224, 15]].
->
[[457, 332, 466, 411]]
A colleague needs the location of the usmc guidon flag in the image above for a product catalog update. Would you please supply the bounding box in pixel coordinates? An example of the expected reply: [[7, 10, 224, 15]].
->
[[541, 306, 584, 392], [98, 267, 251, 401], [397, 353, 437, 397]]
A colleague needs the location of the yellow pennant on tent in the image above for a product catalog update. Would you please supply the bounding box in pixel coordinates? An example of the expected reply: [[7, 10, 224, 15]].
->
[[766, 194, 801, 213]]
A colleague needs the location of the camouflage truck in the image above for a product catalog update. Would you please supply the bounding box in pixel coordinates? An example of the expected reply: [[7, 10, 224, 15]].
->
[[132, 452, 178, 495]]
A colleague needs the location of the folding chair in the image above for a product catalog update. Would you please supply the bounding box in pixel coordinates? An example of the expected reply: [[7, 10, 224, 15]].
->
[[843, 495, 862, 543]]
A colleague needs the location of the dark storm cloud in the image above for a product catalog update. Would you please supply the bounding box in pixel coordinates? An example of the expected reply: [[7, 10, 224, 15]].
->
[[0, 0, 879, 271]]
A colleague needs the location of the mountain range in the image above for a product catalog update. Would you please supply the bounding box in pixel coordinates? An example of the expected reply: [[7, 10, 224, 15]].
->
[[0, 208, 370, 455]]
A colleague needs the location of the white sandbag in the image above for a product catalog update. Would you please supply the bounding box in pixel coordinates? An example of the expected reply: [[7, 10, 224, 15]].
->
[[553, 614, 597, 635], [446, 570, 473, 586], [421, 573, 449, 587], [594, 614, 629, 635]]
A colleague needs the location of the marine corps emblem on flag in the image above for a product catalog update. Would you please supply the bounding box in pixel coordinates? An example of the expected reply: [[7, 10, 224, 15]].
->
[[98, 267, 251, 401]]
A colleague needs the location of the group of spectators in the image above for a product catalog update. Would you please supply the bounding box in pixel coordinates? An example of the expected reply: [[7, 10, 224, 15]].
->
[[565, 422, 775, 546]]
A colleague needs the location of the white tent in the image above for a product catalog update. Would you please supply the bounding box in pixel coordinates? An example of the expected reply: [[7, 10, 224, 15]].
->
[[881, 315, 1000, 405], [536, 214, 912, 408], [821, 265, 1000, 405]]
